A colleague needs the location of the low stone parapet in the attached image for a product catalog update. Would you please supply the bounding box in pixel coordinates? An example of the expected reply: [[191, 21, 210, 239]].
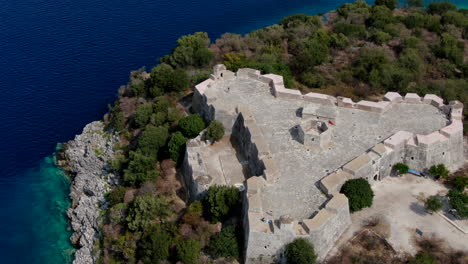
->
[[384, 92, 403, 103], [303, 92, 337, 106], [355, 100, 391, 113], [404, 93, 422, 104], [423, 94, 444, 107]]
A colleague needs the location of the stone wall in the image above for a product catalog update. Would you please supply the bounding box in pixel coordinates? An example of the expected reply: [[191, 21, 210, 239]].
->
[[185, 65, 464, 264]]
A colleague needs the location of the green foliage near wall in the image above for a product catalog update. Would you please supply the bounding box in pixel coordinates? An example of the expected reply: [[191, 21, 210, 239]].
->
[[448, 189, 468, 218], [179, 114, 206, 138], [206, 120, 225, 141], [176, 239, 202, 264], [284, 238, 317, 264], [394, 163, 409, 175], [341, 178, 374, 212], [168, 131, 188, 164], [126, 194, 173, 231], [408, 251, 438, 264], [204, 185, 240, 223], [208, 226, 240, 259], [429, 164, 450, 179], [425, 196, 443, 213]]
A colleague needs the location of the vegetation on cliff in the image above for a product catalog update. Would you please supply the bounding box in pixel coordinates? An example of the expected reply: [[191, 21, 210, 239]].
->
[[96, 1, 467, 263]]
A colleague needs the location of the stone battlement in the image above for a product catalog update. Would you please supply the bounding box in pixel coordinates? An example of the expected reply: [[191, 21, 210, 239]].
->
[[186, 65, 464, 264]]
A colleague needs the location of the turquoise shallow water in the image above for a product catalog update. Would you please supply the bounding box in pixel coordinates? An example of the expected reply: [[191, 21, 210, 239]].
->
[[0, 0, 466, 263]]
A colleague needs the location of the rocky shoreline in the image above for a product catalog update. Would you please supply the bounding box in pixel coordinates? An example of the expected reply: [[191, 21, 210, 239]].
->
[[57, 121, 119, 264]]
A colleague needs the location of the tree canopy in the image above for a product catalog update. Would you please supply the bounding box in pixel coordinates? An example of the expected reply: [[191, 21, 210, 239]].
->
[[204, 185, 240, 223], [341, 178, 374, 212], [179, 114, 206, 138], [126, 194, 173, 231], [285, 238, 317, 264]]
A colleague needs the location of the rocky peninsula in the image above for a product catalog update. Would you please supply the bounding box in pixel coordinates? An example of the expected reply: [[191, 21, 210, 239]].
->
[[59, 121, 118, 264]]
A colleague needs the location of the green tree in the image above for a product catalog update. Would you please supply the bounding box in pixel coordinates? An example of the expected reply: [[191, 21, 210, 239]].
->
[[290, 38, 329, 73], [204, 185, 240, 223], [164, 32, 214, 67], [300, 72, 325, 88], [108, 106, 125, 132], [353, 48, 390, 90], [368, 5, 396, 28], [375, 0, 398, 10], [406, 0, 423, 8], [280, 13, 321, 29], [427, 2, 457, 15], [138, 125, 169, 155], [341, 178, 374, 212], [208, 226, 239, 259], [334, 23, 368, 38], [168, 131, 188, 163], [149, 63, 189, 96], [140, 230, 174, 263], [372, 31, 392, 45], [206, 120, 225, 141], [126, 194, 173, 231], [394, 163, 409, 175], [179, 114, 206, 138], [106, 186, 127, 207], [399, 48, 424, 75], [425, 196, 443, 213], [441, 11, 468, 28], [452, 176, 468, 191], [433, 33, 465, 65], [285, 238, 317, 264], [447, 189, 468, 218], [134, 104, 153, 128], [330, 33, 349, 49], [123, 150, 158, 186], [429, 164, 450, 179], [176, 239, 202, 264], [404, 13, 428, 29]]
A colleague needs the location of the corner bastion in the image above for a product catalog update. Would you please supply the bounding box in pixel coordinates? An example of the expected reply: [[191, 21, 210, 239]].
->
[[183, 65, 464, 263]]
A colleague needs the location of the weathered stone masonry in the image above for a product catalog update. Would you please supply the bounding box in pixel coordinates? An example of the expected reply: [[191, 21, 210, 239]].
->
[[183, 65, 464, 263]]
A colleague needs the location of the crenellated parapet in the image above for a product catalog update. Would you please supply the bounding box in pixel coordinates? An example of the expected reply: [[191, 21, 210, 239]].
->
[[319, 98, 464, 196]]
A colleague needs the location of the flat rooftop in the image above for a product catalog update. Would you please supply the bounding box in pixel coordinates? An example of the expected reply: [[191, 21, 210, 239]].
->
[[205, 78, 448, 220]]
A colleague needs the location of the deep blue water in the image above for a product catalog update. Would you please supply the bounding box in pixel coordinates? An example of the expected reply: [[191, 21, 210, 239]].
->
[[0, 0, 466, 263]]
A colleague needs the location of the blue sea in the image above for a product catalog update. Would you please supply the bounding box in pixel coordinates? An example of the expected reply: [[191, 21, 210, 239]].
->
[[0, 0, 466, 263]]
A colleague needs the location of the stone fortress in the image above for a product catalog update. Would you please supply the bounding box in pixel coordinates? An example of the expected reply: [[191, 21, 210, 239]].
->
[[182, 65, 464, 263]]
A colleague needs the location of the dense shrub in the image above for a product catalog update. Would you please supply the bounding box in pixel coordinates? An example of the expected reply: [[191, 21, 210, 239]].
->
[[206, 120, 225, 141], [425, 196, 443, 213], [441, 11, 468, 28], [334, 23, 368, 38], [284, 238, 317, 264], [107, 106, 125, 132], [149, 63, 189, 96], [447, 189, 468, 218], [330, 33, 349, 49], [204, 185, 240, 223], [106, 186, 127, 207], [429, 164, 449, 179], [280, 13, 321, 29], [140, 229, 174, 263], [176, 239, 202, 264], [138, 125, 169, 155], [108, 203, 128, 224], [179, 114, 206, 138], [341, 178, 374, 212], [353, 48, 390, 90], [126, 194, 173, 231], [163, 32, 214, 67], [123, 150, 158, 186], [372, 31, 392, 45], [404, 13, 428, 29], [208, 226, 239, 259], [375, 0, 398, 10], [168, 131, 188, 163], [433, 33, 465, 65], [394, 163, 409, 175], [368, 5, 396, 28], [406, 0, 423, 8], [290, 38, 329, 73], [427, 2, 457, 15], [134, 104, 153, 128], [300, 72, 325, 88], [452, 176, 468, 191]]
